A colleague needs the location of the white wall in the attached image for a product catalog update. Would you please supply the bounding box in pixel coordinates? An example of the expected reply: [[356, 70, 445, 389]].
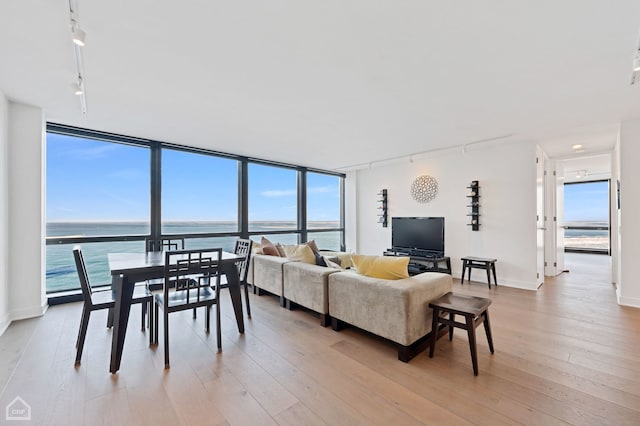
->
[[346, 140, 540, 290], [618, 119, 640, 307], [7, 101, 47, 321], [0, 91, 9, 335]]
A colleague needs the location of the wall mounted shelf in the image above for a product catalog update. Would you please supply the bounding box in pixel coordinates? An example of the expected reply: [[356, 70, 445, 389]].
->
[[466, 180, 480, 231], [377, 189, 388, 227]]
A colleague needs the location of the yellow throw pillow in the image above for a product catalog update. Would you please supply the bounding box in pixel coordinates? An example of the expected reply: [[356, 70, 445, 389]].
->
[[283, 244, 316, 264], [351, 254, 410, 280]]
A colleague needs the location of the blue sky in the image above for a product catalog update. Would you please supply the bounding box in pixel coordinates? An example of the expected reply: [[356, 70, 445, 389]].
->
[[46, 134, 340, 222], [564, 181, 609, 222]]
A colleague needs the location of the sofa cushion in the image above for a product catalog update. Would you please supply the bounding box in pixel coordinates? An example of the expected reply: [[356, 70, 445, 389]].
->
[[283, 244, 316, 264], [261, 237, 281, 256], [250, 239, 263, 255], [314, 251, 328, 266], [306, 240, 320, 254], [351, 254, 410, 280], [283, 262, 339, 314], [250, 254, 292, 295]]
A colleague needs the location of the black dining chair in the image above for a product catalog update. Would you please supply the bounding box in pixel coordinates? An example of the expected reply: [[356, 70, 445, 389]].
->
[[73, 246, 154, 365], [145, 237, 185, 253], [144, 237, 186, 291], [153, 248, 222, 369], [233, 238, 253, 318]]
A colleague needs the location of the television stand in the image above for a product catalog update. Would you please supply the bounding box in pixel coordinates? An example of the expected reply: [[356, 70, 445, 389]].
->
[[384, 249, 452, 275]]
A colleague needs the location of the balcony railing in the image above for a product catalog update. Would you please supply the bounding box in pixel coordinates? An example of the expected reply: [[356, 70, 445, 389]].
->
[[563, 225, 609, 254]]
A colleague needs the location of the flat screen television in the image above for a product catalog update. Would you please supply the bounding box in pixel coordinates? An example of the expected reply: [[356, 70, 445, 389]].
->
[[391, 217, 445, 256]]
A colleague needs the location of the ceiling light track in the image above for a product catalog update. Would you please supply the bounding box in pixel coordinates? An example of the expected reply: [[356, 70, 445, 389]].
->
[[69, 0, 87, 114], [337, 133, 514, 171], [630, 34, 640, 85]]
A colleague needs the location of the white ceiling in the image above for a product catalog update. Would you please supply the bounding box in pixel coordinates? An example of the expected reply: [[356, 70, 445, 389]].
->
[[1, 1, 639, 171]]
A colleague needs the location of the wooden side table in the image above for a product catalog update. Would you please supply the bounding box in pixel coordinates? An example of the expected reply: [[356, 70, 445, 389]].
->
[[428, 292, 494, 375], [461, 256, 497, 289]]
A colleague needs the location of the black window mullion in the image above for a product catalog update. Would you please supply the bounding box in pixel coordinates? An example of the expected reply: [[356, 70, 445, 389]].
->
[[298, 169, 307, 243], [239, 158, 249, 238], [150, 142, 162, 241]]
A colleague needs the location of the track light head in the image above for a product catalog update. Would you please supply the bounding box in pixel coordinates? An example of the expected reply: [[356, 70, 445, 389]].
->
[[71, 75, 84, 95], [71, 27, 86, 46], [71, 82, 83, 95]]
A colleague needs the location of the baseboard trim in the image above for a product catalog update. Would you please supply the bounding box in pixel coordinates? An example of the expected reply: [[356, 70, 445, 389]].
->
[[454, 271, 538, 291], [0, 312, 11, 336], [10, 301, 48, 322], [617, 291, 640, 308]]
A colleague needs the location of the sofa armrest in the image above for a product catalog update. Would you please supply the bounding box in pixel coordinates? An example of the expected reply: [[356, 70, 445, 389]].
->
[[328, 271, 452, 346]]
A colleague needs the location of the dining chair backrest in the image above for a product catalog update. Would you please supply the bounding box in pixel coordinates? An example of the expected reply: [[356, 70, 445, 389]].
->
[[164, 248, 222, 304], [146, 237, 185, 253], [73, 246, 94, 306], [234, 239, 253, 283]]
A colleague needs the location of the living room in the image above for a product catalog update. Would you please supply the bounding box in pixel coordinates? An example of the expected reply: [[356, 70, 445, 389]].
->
[[1, 1, 640, 424]]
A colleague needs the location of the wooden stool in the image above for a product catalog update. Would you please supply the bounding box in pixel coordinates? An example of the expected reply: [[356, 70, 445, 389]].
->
[[461, 256, 497, 289], [429, 292, 494, 375]]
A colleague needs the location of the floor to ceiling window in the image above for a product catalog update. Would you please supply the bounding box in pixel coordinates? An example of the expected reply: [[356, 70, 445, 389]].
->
[[563, 180, 610, 254], [45, 124, 345, 294], [248, 163, 299, 245], [306, 172, 342, 251], [46, 132, 150, 292], [162, 148, 239, 251]]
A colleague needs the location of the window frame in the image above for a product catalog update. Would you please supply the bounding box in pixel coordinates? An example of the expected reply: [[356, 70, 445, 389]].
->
[[45, 123, 346, 294]]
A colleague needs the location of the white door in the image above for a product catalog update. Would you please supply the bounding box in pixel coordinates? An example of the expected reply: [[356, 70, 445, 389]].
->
[[536, 148, 545, 287]]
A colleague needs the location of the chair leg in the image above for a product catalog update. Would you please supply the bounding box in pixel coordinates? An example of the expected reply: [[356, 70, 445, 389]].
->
[[164, 309, 170, 369], [448, 312, 455, 340], [465, 314, 479, 376], [76, 306, 87, 348], [243, 281, 251, 318], [141, 303, 146, 331], [483, 310, 495, 354], [75, 309, 91, 365], [216, 302, 222, 351], [429, 307, 439, 358], [205, 306, 211, 333], [107, 307, 114, 328], [148, 301, 154, 346], [153, 303, 159, 345], [193, 307, 197, 319]]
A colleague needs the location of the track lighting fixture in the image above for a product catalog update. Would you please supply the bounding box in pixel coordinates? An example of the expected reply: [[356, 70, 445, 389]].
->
[[69, 0, 87, 114]]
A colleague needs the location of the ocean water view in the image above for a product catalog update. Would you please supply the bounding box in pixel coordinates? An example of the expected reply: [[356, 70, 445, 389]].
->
[[47, 221, 341, 293]]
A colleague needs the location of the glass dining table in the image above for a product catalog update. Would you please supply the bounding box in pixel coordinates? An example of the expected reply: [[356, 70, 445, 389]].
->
[[107, 250, 246, 374]]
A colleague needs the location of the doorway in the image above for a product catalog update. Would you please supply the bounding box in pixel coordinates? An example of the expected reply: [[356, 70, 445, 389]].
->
[[547, 154, 612, 279]]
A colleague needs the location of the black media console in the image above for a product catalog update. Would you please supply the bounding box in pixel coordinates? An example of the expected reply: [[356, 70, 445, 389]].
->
[[383, 249, 452, 275]]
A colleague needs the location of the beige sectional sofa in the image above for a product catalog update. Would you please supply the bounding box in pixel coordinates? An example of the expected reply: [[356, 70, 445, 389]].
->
[[247, 253, 452, 361]]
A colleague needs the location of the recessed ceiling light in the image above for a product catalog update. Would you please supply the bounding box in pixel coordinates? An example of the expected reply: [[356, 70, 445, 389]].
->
[[572, 144, 584, 150]]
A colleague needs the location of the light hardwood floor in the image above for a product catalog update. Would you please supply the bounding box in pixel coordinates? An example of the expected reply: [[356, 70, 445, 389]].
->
[[1, 253, 639, 425]]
